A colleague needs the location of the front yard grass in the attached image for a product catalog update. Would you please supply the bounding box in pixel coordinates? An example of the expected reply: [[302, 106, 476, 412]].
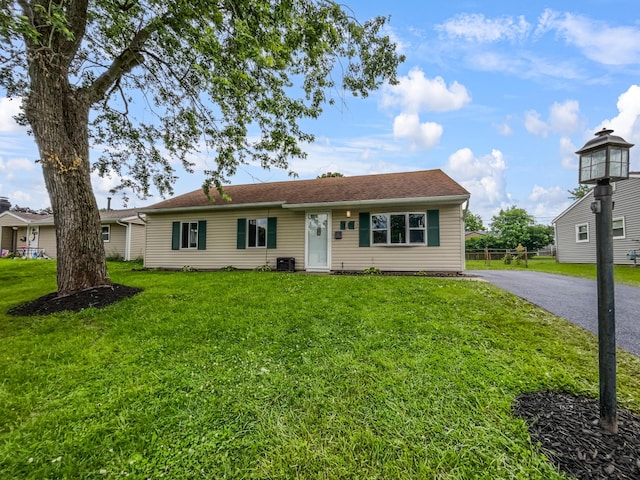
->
[[466, 256, 640, 287], [2, 259, 640, 478]]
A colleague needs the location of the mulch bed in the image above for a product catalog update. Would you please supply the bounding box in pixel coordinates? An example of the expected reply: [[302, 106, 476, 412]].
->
[[7, 283, 143, 316], [514, 391, 640, 479]]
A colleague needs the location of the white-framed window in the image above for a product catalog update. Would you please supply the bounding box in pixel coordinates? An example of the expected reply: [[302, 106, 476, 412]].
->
[[181, 221, 199, 249], [248, 218, 268, 248], [101, 225, 110, 242], [575, 223, 589, 242], [371, 212, 426, 245], [613, 217, 625, 239]]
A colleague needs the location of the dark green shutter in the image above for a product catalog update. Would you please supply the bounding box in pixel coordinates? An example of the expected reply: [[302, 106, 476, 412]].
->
[[427, 210, 440, 247], [197, 220, 207, 250], [359, 212, 370, 247], [267, 217, 277, 249], [172, 222, 180, 250], [237, 218, 246, 249]]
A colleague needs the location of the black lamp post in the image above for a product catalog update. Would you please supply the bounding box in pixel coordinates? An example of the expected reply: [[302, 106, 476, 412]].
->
[[576, 128, 633, 434]]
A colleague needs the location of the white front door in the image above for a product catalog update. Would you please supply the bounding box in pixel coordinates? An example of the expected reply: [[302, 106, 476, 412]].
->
[[27, 226, 39, 249], [306, 212, 330, 271]]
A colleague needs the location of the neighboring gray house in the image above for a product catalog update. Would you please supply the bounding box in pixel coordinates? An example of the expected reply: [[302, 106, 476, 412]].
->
[[553, 173, 640, 265]]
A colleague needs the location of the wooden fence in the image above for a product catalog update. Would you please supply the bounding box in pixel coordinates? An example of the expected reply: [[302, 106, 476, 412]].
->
[[465, 247, 528, 266]]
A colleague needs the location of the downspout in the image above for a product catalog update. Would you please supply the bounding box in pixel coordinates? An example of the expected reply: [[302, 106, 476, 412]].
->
[[461, 199, 470, 270], [136, 213, 147, 267], [116, 221, 131, 261]]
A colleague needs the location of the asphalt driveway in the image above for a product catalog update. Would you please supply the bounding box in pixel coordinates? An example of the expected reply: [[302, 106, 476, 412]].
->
[[467, 270, 640, 357]]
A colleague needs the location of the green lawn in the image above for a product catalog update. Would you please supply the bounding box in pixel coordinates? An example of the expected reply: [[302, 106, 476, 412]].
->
[[2, 259, 640, 479], [466, 256, 640, 287]]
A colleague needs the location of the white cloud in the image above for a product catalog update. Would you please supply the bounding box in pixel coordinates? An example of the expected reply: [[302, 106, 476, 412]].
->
[[0, 156, 36, 172], [0, 98, 26, 133], [445, 148, 508, 221], [595, 85, 640, 152], [392, 114, 442, 149], [381, 68, 471, 114], [549, 100, 581, 134], [436, 13, 531, 43], [528, 184, 563, 202], [537, 9, 640, 65], [495, 117, 513, 136], [524, 110, 549, 137], [527, 184, 571, 223], [525, 100, 581, 138], [560, 136, 578, 169]]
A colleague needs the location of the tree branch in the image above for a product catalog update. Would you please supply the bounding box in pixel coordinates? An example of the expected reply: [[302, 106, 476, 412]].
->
[[81, 18, 159, 106]]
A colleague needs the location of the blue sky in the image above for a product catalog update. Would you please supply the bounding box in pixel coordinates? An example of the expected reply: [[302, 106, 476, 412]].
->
[[2, 0, 640, 226]]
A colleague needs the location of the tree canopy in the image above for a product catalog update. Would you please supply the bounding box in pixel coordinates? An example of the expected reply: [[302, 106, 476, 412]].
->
[[317, 172, 344, 178], [1, 0, 403, 295], [465, 205, 554, 252], [463, 210, 484, 232], [567, 185, 592, 200]]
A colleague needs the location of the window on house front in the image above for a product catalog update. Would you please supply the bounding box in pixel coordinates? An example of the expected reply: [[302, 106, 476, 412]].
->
[[172, 220, 206, 250], [248, 218, 268, 248], [613, 217, 625, 239], [575, 223, 589, 242], [371, 213, 426, 245], [101, 225, 110, 242], [181, 222, 199, 249]]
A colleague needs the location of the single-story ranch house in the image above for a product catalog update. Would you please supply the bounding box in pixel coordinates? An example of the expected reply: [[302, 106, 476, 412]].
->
[[553, 173, 640, 265], [141, 169, 471, 273], [0, 205, 146, 261]]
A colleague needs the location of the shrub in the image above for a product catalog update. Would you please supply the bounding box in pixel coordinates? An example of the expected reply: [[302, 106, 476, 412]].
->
[[253, 263, 272, 272]]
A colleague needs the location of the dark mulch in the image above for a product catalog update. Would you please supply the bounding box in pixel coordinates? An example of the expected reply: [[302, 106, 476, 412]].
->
[[514, 391, 640, 479], [7, 284, 143, 316]]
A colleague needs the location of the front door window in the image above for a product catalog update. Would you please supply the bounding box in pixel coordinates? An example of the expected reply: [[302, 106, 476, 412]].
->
[[307, 213, 329, 270]]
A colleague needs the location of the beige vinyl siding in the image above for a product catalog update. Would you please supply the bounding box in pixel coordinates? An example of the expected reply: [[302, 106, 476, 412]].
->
[[0, 215, 22, 227], [554, 176, 640, 264], [330, 204, 465, 272], [104, 223, 127, 259], [129, 223, 145, 260], [144, 208, 306, 270], [0, 226, 24, 251], [0, 230, 11, 251], [38, 226, 56, 258]]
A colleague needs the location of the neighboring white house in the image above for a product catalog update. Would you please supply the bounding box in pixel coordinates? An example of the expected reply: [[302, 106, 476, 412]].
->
[[0, 206, 146, 260], [552, 173, 640, 265], [141, 169, 471, 273]]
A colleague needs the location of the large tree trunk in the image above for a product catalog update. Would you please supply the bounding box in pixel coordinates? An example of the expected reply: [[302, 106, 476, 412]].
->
[[25, 59, 110, 297]]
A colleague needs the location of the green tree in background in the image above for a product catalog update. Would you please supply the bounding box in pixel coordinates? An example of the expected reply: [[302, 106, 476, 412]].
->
[[1, 0, 403, 295], [489, 206, 554, 251], [317, 172, 345, 178], [568, 185, 592, 200], [464, 211, 484, 232]]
